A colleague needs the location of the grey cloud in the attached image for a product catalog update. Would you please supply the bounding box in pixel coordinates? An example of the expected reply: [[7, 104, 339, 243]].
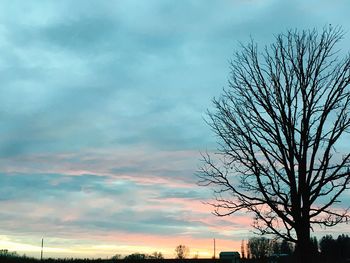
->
[[0, 170, 215, 238], [154, 189, 202, 200], [38, 18, 118, 52], [0, 173, 135, 201], [0, 203, 208, 238]]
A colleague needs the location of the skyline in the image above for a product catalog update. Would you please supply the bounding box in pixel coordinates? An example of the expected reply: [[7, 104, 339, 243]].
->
[[1, 0, 350, 259]]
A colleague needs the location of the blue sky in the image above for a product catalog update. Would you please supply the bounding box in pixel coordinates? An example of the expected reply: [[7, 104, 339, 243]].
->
[[1, 0, 350, 259]]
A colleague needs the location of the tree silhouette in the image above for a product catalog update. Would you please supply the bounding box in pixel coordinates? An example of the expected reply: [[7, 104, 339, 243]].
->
[[199, 26, 350, 263], [336, 234, 350, 261], [247, 237, 270, 259], [319, 234, 350, 262], [240, 240, 246, 259], [175, 245, 190, 259], [319, 235, 335, 261], [124, 253, 147, 260], [111, 254, 122, 260], [280, 239, 293, 255], [150, 252, 164, 259]]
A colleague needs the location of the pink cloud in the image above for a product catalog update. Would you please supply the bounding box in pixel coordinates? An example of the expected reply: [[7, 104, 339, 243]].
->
[[0, 146, 198, 188]]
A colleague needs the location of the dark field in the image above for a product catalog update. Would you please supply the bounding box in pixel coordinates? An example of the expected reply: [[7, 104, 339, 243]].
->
[[0, 257, 330, 263], [0, 258, 280, 263]]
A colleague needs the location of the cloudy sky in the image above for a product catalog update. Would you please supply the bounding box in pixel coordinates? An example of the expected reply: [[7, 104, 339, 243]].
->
[[1, 0, 350, 259]]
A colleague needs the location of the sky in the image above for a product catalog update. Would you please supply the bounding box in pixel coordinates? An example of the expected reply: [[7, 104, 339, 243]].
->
[[1, 0, 350, 259]]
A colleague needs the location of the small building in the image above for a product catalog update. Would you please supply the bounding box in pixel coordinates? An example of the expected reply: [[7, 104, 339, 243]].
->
[[219, 251, 240, 263]]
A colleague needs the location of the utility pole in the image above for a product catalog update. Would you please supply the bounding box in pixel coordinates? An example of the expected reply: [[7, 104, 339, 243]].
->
[[40, 237, 44, 260], [213, 238, 216, 259]]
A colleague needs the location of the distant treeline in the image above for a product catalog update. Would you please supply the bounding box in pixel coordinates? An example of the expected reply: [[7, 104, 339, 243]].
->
[[0, 258, 232, 263], [1, 234, 349, 263], [242, 234, 350, 263], [0, 254, 268, 263]]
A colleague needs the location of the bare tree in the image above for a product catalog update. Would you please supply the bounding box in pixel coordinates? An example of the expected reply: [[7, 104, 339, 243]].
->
[[247, 237, 271, 259], [198, 26, 350, 263], [241, 240, 246, 259], [175, 244, 190, 259], [150, 252, 164, 259]]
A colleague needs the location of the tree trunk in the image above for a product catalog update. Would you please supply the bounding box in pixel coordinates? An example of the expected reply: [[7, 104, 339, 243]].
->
[[295, 220, 314, 263]]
